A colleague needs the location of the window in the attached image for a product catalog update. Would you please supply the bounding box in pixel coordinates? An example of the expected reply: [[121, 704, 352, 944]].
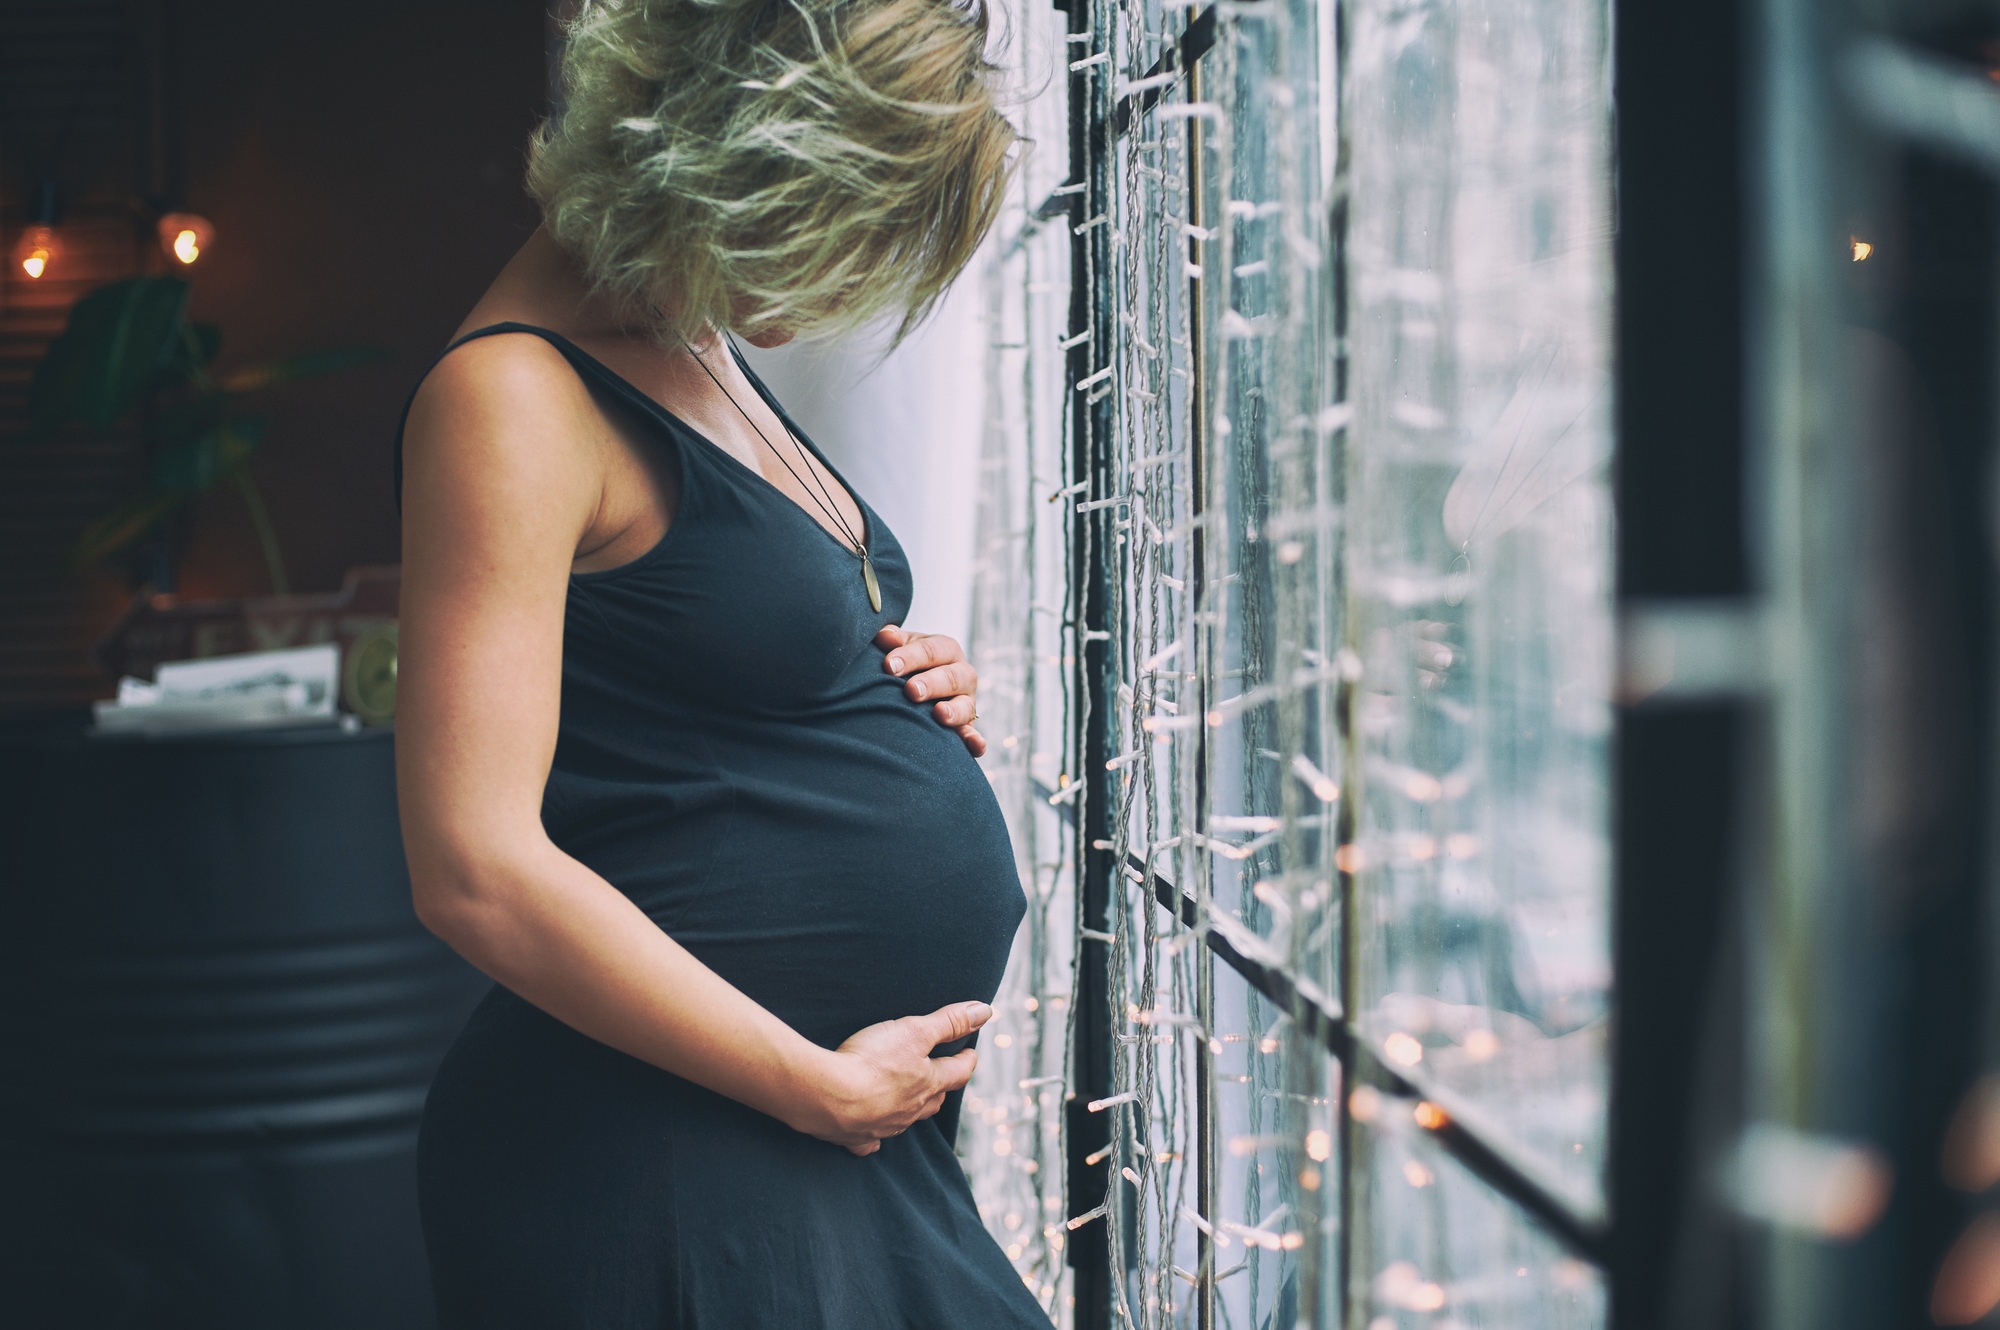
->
[[965, 0, 1616, 1322]]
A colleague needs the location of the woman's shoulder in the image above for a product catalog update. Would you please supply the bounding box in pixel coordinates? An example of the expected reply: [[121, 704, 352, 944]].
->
[[406, 325, 606, 459], [401, 326, 606, 525], [417, 324, 590, 422]]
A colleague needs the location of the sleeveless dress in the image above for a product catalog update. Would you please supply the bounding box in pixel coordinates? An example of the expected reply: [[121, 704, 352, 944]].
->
[[392, 323, 1045, 1329]]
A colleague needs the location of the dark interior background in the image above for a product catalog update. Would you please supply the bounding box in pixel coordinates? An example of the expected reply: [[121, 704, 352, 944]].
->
[[0, 0, 548, 711], [170, 0, 548, 597]]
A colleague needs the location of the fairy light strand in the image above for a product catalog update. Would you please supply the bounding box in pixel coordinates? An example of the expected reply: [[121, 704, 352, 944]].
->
[[964, 0, 1341, 1324]]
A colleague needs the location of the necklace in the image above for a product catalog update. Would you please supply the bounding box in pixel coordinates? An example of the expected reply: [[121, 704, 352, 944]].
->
[[679, 332, 882, 612]]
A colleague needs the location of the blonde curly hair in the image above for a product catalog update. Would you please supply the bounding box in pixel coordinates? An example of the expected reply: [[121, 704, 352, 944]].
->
[[529, 0, 1018, 346]]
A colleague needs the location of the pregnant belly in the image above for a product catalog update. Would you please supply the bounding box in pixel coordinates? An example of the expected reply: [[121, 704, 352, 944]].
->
[[643, 735, 1026, 1050]]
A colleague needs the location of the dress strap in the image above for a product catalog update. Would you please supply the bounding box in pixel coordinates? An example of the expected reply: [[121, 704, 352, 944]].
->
[[390, 320, 674, 516]]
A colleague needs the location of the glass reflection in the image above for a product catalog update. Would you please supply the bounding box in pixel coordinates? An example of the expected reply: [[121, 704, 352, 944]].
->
[[1366, 1107, 1606, 1329], [1345, 0, 1616, 1215]]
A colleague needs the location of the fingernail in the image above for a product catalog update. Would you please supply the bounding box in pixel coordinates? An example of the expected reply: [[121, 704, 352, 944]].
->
[[910, 682, 927, 699], [887, 655, 903, 672], [969, 1002, 992, 1020]]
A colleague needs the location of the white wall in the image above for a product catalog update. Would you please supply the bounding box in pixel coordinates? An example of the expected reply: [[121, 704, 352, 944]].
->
[[738, 270, 986, 646]]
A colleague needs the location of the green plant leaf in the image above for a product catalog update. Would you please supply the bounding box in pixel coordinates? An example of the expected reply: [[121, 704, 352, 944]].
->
[[149, 393, 228, 455], [67, 419, 265, 571], [24, 277, 191, 436], [148, 418, 264, 493], [166, 322, 224, 384], [219, 345, 389, 393], [67, 488, 189, 572]]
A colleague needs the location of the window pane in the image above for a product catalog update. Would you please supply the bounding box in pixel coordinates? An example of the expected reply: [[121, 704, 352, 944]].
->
[[1366, 1097, 1607, 1328], [958, 0, 1085, 1315], [966, 0, 1616, 1319], [1211, 962, 1341, 1330], [1345, 0, 1616, 1216]]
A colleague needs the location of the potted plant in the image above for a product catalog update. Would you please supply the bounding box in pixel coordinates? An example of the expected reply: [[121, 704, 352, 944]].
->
[[19, 275, 384, 594]]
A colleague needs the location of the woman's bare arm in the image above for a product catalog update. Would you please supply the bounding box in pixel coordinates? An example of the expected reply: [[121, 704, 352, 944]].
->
[[395, 335, 984, 1155]]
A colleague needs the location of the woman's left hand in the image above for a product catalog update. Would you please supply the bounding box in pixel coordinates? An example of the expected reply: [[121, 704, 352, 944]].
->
[[877, 625, 985, 758]]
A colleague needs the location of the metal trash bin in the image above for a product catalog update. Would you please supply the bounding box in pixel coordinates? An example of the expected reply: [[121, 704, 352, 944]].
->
[[0, 714, 487, 1329]]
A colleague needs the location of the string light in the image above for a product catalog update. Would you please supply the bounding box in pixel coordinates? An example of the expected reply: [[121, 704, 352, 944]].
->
[[158, 213, 217, 267], [14, 182, 60, 281], [14, 225, 55, 280], [1384, 1032, 1425, 1067], [965, 0, 1348, 1317]]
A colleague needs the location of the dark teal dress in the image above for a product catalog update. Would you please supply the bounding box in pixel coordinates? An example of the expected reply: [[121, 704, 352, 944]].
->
[[393, 324, 1045, 1328]]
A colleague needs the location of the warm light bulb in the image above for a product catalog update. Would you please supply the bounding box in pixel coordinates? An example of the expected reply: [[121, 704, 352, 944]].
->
[[13, 225, 56, 280], [1851, 237, 1874, 262], [157, 212, 215, 267]]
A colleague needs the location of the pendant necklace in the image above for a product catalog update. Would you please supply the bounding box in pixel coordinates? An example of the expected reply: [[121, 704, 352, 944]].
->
[[679, 332, 883, 613]]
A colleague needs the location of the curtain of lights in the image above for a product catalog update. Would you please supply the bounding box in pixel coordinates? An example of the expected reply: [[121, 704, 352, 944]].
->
[[962, 0, 1615, 1324]]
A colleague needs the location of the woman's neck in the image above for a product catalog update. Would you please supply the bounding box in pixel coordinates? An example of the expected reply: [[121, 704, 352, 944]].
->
[[463, 227, 794, 353], [459, 227, 679, 347]]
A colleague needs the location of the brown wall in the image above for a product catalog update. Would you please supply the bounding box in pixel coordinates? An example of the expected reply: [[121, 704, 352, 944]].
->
[[1, 1, 155, 713], [170, 0, 548, 602], [0, 0, 549, 715]]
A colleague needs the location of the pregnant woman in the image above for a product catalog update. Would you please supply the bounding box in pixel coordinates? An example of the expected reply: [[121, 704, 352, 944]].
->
[[391, 1, 1043, 1325]]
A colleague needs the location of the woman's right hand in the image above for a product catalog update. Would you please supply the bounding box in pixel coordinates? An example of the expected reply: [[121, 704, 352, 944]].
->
[[794, 1000, 993, 1155]]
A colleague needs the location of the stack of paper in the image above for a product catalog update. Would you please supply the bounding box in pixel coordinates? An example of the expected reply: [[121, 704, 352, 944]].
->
[[93, 643, 343, 735]]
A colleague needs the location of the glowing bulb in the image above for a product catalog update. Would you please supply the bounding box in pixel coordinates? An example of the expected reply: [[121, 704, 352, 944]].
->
[[14, 225, 56, 280], [1851, 237, 1873, 262], [157, 212, 216, 267]]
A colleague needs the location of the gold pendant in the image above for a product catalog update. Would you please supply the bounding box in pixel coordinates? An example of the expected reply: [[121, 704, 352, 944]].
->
[[862, 551, 883, 613]]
